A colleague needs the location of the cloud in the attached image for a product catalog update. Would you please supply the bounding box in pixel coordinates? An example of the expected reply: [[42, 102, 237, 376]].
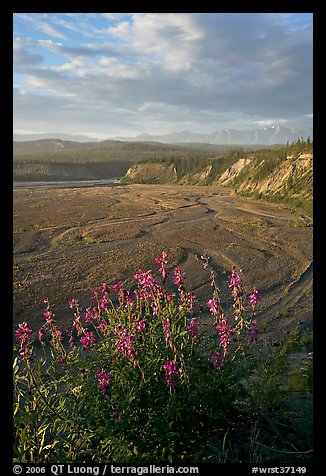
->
[[13, 13, 313, 136], [13, 39, 43, 68], [39, 23, 69, 40]]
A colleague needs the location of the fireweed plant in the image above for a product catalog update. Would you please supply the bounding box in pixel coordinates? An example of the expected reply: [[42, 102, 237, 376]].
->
[[13, 252, 260, 463]]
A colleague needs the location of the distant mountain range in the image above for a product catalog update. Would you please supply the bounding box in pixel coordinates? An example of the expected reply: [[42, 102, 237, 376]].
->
[[13, 132, 101, 143], [14, 126, 312, 146], [113, 126, 313, 145]]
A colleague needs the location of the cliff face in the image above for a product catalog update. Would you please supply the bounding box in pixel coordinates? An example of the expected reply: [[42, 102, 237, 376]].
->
[[124, 163, 178, 183], [215, 153, 312, 199], [218, 158, 253, 186], [124, 152, 313, 202]]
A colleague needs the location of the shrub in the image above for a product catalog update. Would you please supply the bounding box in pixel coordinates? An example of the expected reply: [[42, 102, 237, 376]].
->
[[13, 252, 261, 463]]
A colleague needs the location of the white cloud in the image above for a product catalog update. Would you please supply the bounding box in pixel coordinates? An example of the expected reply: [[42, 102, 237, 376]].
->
[[13, 42, 43, 68], [39, 23, 68, 40], [106, 21, 131, 38], [13, 13, 313, 136]]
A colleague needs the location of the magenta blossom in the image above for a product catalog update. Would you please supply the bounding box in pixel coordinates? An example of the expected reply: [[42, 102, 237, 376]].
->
[[112, 281, 123, 293], [207, 298, 219, 316], [133, 319, 146, 334], [173, 267, 186, 290], [16, 322, 33, 361], [43, 308, 55, 326], [68, 299, 79, 309], [96, 368, 112, 393], [112, 412, 122, 422], [247, 320, 259, 345], [216, 314, 234, 354], [249, 287, 261, 311], [84, 307, 95, 323], [134, 270, 156, 288], [66, 329, 76, 347], [99, 283, 110, 293], [119, 289, 135, 306], [57, 354, 67, 365], [38, 327, 46, 348], [80, 331, 98, 349], [229, 266, 243, 300], [154, 251, 170, 281], [163, 318, 171, 346], [186, 318, 200, 339], [210, 349, 225, 369], [15, 322, 33, 342], [115, 326, 137, 360], [163, 360, 180, 392]]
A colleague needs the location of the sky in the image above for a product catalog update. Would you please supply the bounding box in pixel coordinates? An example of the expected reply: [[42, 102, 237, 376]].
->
[[13, 13, 313, 139]]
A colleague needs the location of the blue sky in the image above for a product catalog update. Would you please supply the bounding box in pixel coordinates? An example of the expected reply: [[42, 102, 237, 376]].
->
[[13, 13, 313, 138]]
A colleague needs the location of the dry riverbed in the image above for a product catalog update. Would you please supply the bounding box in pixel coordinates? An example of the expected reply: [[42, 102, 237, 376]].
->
[[13, 182, 313, 344]]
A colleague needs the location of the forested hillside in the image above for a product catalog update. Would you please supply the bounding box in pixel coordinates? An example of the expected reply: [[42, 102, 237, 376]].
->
[[124, 139, 313, 214], [13, 139, 231, 181]]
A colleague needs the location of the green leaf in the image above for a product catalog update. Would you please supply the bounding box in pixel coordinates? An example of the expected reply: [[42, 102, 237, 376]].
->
[[14, 402, 20, 416]]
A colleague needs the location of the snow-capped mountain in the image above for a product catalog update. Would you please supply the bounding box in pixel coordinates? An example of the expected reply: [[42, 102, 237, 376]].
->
[[113, 126, 313, 145]]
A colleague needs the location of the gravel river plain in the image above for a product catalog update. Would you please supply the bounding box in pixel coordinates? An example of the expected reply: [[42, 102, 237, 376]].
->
[[13, 182, 313, 344]]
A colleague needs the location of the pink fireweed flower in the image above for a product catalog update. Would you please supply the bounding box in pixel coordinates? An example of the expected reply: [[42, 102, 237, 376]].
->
[[68, 299, 79, 309], [99, 294, 110, 311], [173, 267, 186, 289], [57, 354, 67, 365], [180, 290, 196, 309], [43, 309, 55, 326], [217, 314, 234, 354], [66, 329, 76, 347], [112, 281, 123, 293], [210, 349, 225, 369], [229, 266, 242, 287], [97, 319, 110, 333], [38, 327, 46, 348], [154, 251, 168, 266], [15, 321, 33, 342], [80, 330, 98, 349], [96, 368, 112, 393], [249, 287, 261, 312], [99, 283, 110, 294], [229, 266, 244, 301], [135, 270, 156, 288], [163, 318, 171, 345], [247, 320, 259, 345], [134, 270, 142, 282], [84, 307, 94, 323], [162, 360, 180, 392], [119, 289, 135, 307], [115, 327, 137, 360], [133, 319, 146, 334], [16, 322, 33, 361], [112, 412, 122, 422], [154, 251, 170, 281], [90, 289, 99, 302], [73, 314, 84, 336], [186, 318, 200, 339], [207, 298, 219, 316]]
